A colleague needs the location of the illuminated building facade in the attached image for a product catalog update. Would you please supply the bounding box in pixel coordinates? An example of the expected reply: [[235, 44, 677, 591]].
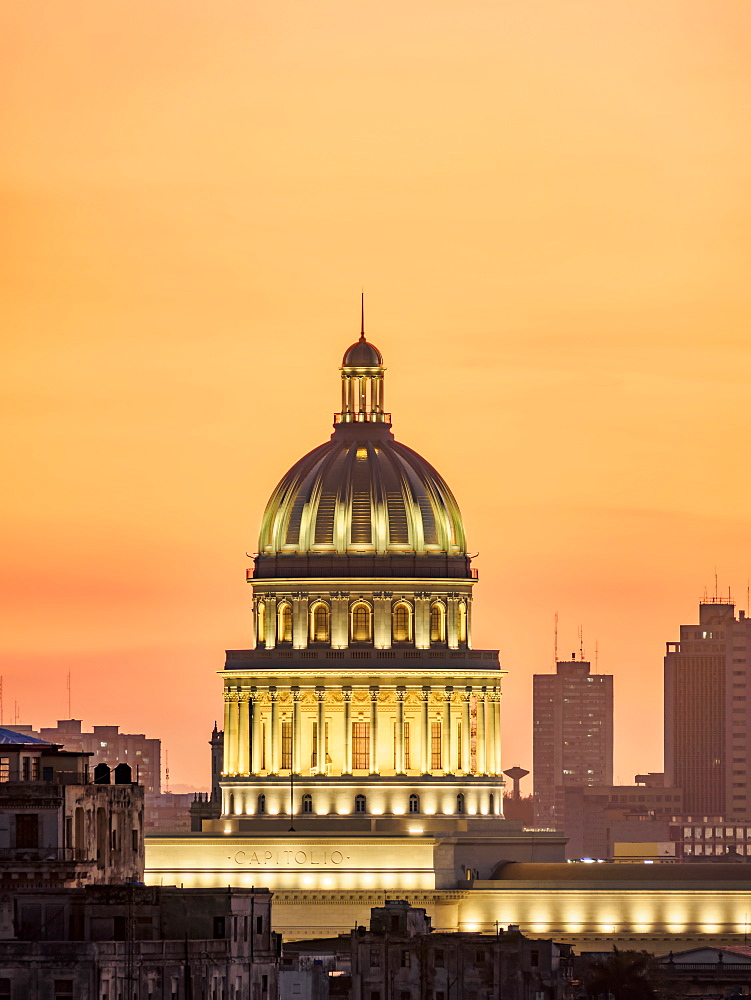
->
[[665, 601, 751, 819], [217, 324, 505, 830], [146, 319, 751, 949]]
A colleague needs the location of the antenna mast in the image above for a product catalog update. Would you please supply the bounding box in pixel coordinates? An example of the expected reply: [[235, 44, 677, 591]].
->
[[165, 751, 170, 794], [554, 612, 558, 666], [67, 671, 71, 718]]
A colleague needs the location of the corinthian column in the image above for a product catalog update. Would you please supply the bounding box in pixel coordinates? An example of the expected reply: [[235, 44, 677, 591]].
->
[[477, 689, 487, 775], [486, 690, 497, 775], [342, 687, 352, 774], [226, 691, 240, 775], [369, 686, 379, 774], [292, 687, 301, 774], [396, 687, 406, 774], [316, 687, 325, 772], [421, 686, 430, 774], [269, 687, 278, 774], [223, 691, 232, 775], [237, 692, 249, 775], [250, 689, 260, 774], [461, 687, 471, 773], [442, 687, 452, 774]]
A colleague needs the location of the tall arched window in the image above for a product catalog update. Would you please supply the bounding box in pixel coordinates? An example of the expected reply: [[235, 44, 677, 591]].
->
[[278, 603, 293, 644], [257, 601, 266, 645], [392, 602, 412, 643], [489, 793, 495, 815], [354, 794, 367, 814], [350, 602, 372, 643], [229, 793, 235, 815], [458, 601, 468, 644], [430, 602, 446, 644], [310, 602, 330, 643], [409, 793, 420, 814], [257, 793, 266, 815], [302, 793, 313, 814], [456, 793, 465, 814]]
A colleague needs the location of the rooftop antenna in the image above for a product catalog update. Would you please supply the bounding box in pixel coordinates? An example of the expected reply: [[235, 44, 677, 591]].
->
[[747, 581, 749, 617], [595, 639, 599, 673], [360, 291, 365, 340], [66, 671, 71, 718], [165, 750, 170, 794], [554, 612, 558, 666], [715, 568, 718, 602], [0, 676, 3, 726], [578, 624, 585, 661]]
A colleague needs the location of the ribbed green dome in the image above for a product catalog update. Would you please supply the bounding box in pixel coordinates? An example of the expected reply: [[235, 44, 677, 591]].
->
[[258, 423, 466, 559]]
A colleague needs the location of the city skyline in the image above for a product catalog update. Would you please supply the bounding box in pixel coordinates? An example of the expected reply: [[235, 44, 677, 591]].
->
[[3, 2, 751, 789]]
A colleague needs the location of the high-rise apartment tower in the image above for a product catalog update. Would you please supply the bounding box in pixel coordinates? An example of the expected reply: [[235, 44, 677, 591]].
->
[[665, 601, 751, 819], [533, 659, 613, 826]]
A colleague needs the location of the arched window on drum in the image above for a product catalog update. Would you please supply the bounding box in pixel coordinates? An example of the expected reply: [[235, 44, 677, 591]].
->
[[392, 601, 412, 643], [256, 601, 266, 645], [458, 601, 468, 645], [350, 602, 372, 644], [430, 601, 446, 644], [309, 602, 330, 644], [277, 603, 293, 644]]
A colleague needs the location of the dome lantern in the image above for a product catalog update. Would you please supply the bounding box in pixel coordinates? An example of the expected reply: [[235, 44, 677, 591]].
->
[[336, 295, 390, 425]]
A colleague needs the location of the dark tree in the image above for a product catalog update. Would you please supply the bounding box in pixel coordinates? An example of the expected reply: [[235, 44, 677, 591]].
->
[[584, 947, 658, 1000]]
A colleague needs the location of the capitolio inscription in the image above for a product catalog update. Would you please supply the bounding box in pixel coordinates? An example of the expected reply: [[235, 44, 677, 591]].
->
[[231, 848, 350, 867]]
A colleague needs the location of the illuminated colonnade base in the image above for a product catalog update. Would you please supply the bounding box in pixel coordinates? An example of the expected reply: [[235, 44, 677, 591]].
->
[[145, 840, 751, 952]]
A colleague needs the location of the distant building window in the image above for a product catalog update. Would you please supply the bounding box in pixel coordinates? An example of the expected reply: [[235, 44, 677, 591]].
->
[[401, 950, 411, 968], [278, 603, 293, 644], [352, 722, 370, 770], [430, 602, 446, 644], [302, 794, 312, 814], [213, 916, 225, 939], [409, 793, 420, 814], [370, 948, 381, 968], [434, 949, 445, 968], [0, 758, 9, 783], [351, 603, 372, 643], [54, 982, 73, 998], [0, 979, 10, 1000], [431, 722, 442, 770], [392, 602, 412, 643], [355, 794, 367, 814], [281, 721, 292, 770], [310, 602, 330, 643]]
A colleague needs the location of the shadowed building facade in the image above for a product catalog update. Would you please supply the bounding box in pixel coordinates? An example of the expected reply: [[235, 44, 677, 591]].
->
[[665, 601, 751, 819]]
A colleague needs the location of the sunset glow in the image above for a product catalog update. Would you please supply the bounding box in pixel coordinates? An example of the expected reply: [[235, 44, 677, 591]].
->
[[2, 2, 751, 789]]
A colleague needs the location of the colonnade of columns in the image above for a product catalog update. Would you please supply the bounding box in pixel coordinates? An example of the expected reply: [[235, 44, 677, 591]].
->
[[222, 682, 502, 779], [255, 593, 472, 651]]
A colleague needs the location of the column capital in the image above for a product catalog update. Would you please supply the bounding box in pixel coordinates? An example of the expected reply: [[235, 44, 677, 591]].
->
[[292, 686, 301, 702], [420, 686, 430, 702], [316, 686, 326, 702], [269, 686, 278, 702], [369, 685, 380, 702], [342, 686, 353, 702], [461, 687, 472, 702], [444, 685, 454, 698], [396, 686, 406, 702]]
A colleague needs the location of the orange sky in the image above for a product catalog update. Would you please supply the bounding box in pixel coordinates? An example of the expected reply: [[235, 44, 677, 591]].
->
[[2, 1, 751, 792]]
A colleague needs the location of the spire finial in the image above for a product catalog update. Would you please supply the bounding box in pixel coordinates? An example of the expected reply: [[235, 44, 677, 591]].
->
[[360, 291, 365, 340]]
